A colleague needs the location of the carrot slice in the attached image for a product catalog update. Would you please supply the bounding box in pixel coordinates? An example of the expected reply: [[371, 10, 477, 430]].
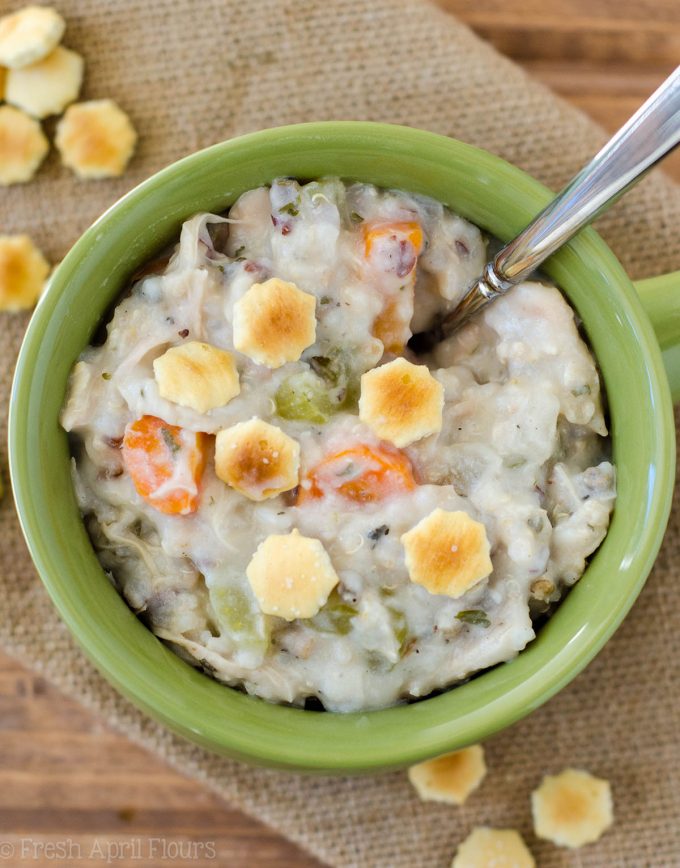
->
[[363, 221, 423, 351], [363, 220, 424, 278], [297, 443, 417, 505], [122, 415, 208, 515], [364, 221, 424, 260], [372, 296, 412, 354]]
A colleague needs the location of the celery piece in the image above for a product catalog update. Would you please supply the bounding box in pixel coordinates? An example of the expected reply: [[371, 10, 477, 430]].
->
[[308, 346, 360, 410], [274, 371, 334, 424], [209, 585, 270, 658], [456, 609, 490, 628], [274, 347, 360, 424], [387, 605, 410, 654], [310, 588, 358, 635]]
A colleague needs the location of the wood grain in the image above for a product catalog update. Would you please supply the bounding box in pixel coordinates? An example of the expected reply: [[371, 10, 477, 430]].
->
[[2, 4, 677, 867], [0, 653, 321, 867], [438, 0, 680, 180]]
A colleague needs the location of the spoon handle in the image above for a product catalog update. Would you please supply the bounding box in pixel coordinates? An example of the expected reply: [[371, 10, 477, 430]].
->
[[434, 65, 680, 334]]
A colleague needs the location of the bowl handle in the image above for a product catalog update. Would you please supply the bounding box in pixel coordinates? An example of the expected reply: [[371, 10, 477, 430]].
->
[[635, 270, 680, 403]]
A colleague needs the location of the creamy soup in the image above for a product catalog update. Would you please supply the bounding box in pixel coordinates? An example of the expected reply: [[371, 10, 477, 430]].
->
[[61, 178, 615, 712]]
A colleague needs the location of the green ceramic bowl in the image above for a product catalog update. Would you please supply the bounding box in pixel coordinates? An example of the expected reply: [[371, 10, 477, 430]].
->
[[9, 123, 680, 773]]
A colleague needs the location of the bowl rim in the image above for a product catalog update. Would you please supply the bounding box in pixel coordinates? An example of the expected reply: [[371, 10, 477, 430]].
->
[[9, 121, 675, 772]]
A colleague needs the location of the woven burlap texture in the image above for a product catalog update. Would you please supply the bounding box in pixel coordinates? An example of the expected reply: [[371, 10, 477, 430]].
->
[[1, 1, 679, 865]]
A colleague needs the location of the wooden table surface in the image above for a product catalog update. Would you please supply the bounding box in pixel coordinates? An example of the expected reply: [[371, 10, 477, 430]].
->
[[3, 2, 678, 866]]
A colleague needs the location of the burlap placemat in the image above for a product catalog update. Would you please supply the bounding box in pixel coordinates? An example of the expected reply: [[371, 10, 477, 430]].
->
[[2, 1, 679, 865]]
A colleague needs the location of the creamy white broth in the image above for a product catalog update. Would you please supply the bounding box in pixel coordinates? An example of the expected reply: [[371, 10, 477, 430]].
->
[[61, 179, 615, 712]]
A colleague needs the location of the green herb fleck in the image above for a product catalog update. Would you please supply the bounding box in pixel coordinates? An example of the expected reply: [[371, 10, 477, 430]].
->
[[320, 295, 332, 305], [233, 245, 245, 257], [505, 457, 526, 469], [350, 211, 364, 223], [571, 384, 591, 397], [456, 609, 491, 627], [311, 589, 358, 635], [101, 372, 112, 380], [279, 202, 300, 217], [161, 426, 180, 455], [387, 606, 410, 654]]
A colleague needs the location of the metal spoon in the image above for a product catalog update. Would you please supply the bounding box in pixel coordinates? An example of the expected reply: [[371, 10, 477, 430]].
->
[[409, 65, 680, 354]]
